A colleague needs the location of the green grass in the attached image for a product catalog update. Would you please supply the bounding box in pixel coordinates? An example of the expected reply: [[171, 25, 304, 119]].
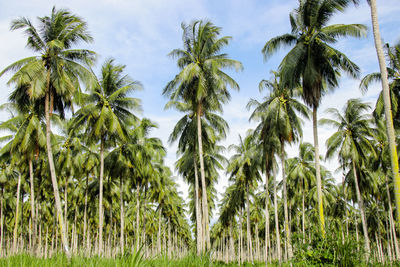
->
[[0, 253, 266, 267]]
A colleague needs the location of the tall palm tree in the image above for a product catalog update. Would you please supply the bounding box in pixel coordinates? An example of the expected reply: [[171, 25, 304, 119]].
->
[[249, 72, 309, 259], [72, 58, 142, 254], [0, 7, 96, 253], [262, 0, 366, 235], [227, 132, 262, 263], [321, 98, 375, 254], [163, 20, 242, 250]]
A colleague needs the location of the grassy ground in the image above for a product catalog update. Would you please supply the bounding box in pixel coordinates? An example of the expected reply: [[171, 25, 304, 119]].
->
[[0, 254, 266, 267]]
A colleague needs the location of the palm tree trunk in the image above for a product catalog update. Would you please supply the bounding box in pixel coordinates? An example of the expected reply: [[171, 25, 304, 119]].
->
[[64, 177, 68, 241], [302, 179, 305, 244], [120, 176, 124, 253], [385, 175, 400, 259], [0, 187, 3, 256], [273, 168, 281, 262], [246, 183, 253, 263], [370, 0, 400, 227], [264, 167, 270, 263], [281, 148, 292, 259], [98, 138, 105, 255], [157, 208, 161, 254], [83, 176, 88, 253], [13, 172, 22, 253], [352, 160, 370, 254], [194, 154, 202, 255], [136, 184, 140, 251], [197, 105, 210, 250], [312, 107, 325, 237], [45, 82, 69, 255], [29, 159, 36, 249]]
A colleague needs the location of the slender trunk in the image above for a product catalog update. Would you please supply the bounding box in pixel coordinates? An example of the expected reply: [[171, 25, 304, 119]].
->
[[196, 105, 210, 250], [136, 184, 140, 251], [194, 154, 202, 255], [0, 187, 3, 256], [83, 176, 88, 252], [273, 170, 281, 262], [246, 183, 253, 263], [13, 172, 22, 253], [98, 138, 104, 255], [281, 148, 292, 259], [385, 175, 400, 259], [157, 208, 161, 254], [302, 179, 305, 244], [312, 107, 325, 237], [370, 0, 400, 227], [120, 176, 124, 252], [45, 80, 69, 255], [239, 208, 243, 265], [264, 167, 270, 263], [352, 160, 370, 254], [64, 177, 68, 242], [29, 159, 36, 249], [355, 213, 359, 251]]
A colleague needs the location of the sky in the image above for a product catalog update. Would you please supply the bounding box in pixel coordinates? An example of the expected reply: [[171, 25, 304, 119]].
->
[[0, 0, 399, 221]]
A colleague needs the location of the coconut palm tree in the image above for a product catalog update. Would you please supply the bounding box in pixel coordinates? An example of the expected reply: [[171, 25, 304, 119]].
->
[[227, 132, 262, 263], [248, 72, 309, 259], [0, 7, 96, 253], [163, 20, 242, 250], [321, 98, 375, 254], [262, 0, 366, 235], [72, 58, 142, 254]]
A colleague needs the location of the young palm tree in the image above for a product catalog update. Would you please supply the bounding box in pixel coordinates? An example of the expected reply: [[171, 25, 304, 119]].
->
[[72, 58, 142, 254], [163, 20, 242, 250], [0, 7, 96, 253], [321, 98, 375, 254], [262, 0, 366, 235]]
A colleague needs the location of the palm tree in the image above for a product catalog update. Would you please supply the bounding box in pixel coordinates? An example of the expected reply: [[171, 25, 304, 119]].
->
[[249, 72, 309, 259], [321, 98, 375, 254], [227, 132, 262, 263], [0, 7, 96, 253], [72, 58, 142, 254], [262, 0, 366, 235], [163, 20, 242, 250]]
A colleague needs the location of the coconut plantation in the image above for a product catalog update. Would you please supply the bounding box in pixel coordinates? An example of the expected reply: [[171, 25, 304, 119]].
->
[[0, 0, 399, 266]]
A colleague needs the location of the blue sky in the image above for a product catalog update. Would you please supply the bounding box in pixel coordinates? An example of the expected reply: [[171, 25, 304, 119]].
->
[[0, 0, 400, 219]]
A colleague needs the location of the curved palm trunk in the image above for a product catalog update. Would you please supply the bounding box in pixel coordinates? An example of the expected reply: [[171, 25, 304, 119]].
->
[[264, 168, 270, 263], [194, 154, 202, 255], [196, 105, 210, 250], [312, 107, 325, 237], [45, 87, 69, 255], [13, 172, 22, 253], [246, 183, 253, 263], [370, 0, 400, 227], [120, 176, 124, 253], [273, 170, 281, 262], [98, 138, 105, 255], [281, 149, 292, 259], [29, 159, 36, 248], [352, 160, 370, 255]]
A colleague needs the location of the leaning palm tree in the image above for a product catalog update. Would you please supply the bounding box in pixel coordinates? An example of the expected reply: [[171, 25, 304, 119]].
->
[[321, 98, 375, 254], [353, 0, 400, 227], [72, 58, 142, 254], [0, 7, 96, 253], [262, 0, 366, 235], [163, 20, 242, 250]]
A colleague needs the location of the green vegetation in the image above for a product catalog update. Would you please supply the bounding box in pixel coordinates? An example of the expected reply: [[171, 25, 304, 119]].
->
[[0, 0, 399, 266]]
